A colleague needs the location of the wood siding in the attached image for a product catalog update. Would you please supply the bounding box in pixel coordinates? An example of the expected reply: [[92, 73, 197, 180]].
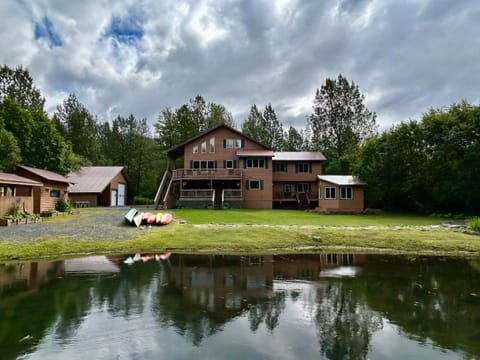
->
[[15, 168, 69, 213], [69, 171, 127, 207], [0, 196, 34, 217], [69, 193, 98, 207], [316, 181, 365, 213]]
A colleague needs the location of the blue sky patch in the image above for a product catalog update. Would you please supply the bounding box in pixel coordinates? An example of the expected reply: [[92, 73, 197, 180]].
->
[[105, 16, 144, 44], [34, 16, 63, 47]]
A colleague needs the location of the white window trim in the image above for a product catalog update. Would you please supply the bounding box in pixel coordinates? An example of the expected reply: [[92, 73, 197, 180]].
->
[[201, 141, 206, 153], [209, 137, 215, 153], [193, 145, 198, 153], [225, 160, 234, 169], [324, 186, 336, 200], [340, 186, 353, 200]]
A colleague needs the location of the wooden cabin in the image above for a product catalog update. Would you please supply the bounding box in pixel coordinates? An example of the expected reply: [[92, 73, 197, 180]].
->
[[16, 165, 70, 214], [0, 173, 42, 217], [316, 175, 366, 213], [67, 167, 128, 207]]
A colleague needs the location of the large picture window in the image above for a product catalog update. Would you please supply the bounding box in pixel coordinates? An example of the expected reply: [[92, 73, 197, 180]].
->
[[340, 186, 353, 200], [324, 187, 336, 199], [245, 158, 267, 168], [190, 160, 217, 169]]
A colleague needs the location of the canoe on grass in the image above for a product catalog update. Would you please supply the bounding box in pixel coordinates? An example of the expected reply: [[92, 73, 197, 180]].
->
[[133, 212, 144, 227], [160, 213, 173, 225], [155, 212, 164, 224], [124, 208, 138, 224]]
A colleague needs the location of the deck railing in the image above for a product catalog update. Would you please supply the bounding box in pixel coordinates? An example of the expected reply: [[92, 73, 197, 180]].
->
[[179, 189, 242, 200], [172, 168, 242, 180], [273, 192, 317, 201], [224, 189, 242, 199], [180, 189, 213, 200]]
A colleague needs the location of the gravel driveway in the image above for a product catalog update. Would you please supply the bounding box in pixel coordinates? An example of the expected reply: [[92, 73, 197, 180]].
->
[[0, 208, 140, 241]]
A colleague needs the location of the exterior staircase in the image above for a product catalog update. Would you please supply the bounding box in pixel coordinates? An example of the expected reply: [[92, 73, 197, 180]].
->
[[154, 170, 173, 209], [214, 188, 223, 210], [296, 192, 310, 210]]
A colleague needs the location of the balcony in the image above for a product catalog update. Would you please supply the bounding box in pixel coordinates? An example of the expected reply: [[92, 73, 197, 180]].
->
[[172, 168, 242, 180]]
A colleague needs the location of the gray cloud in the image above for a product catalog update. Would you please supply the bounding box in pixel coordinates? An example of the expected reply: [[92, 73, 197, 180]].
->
[[1, 0, 479, 133]]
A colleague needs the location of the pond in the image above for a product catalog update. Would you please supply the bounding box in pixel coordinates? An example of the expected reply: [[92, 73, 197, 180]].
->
[[1, 253, 479, 360]]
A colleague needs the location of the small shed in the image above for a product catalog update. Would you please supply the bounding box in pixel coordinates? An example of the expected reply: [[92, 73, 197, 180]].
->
[[67, 166, 128, 207], [16, 165, 70, 214], [317, 175, 366, 213], [0, 173, 42, 216]]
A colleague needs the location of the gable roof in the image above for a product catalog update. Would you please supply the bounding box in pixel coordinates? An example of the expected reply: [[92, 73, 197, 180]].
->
[[0, 173, 42, 187], [317, 175, 366, 186], [166, 124, 272, 159], [17, 165, 70, 184], [273, 152, 326, 161], [67, 166, 125, 193]]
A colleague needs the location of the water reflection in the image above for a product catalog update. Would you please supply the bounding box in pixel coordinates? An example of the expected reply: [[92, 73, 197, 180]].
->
[[0, 254, 479, 360]]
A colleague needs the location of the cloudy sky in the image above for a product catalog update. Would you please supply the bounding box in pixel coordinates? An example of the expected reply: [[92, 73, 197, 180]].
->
[[1, 0, 479, 132]]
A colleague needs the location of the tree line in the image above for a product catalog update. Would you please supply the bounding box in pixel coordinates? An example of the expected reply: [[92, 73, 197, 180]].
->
[[1, 65, 478, 214]]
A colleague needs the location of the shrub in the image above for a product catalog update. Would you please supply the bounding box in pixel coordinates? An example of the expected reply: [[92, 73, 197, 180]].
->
[[55, 198, 72, 212], [469, 217, 480, 232], [133, 196, 154, 205], [176, 200, 184, 209]]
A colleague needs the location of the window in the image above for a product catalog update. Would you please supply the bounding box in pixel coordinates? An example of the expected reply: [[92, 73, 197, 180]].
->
[[296, 162, 311, 173], [190, 160, 217, 169], [224, 160, 236, 169], [246, 179, 264, 190], [224, 139, 243, 148], [246, 158, 266, 168], [50, 189, 61, 198], [295, 183, 311, 193], [201, 141, 207, 153], [0, 185, 14, 197], [193, 145, 198, 153], [324, 187, 336, 199], [209, 137, 215, 153], [283, 184, 291, 193], [340, 186, 353, 200], [273, 162, 288, 172]]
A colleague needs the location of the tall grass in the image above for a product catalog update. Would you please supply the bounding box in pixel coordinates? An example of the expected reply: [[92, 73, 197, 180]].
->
[[469, 217, 480, 232]]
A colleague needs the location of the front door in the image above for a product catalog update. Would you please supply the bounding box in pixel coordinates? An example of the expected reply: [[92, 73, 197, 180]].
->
[[111, 189, 118, 206]]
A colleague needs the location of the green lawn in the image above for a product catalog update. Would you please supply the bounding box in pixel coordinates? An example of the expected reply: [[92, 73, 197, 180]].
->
[[171, 208, 445, 226], [0, 208, 477, 261]]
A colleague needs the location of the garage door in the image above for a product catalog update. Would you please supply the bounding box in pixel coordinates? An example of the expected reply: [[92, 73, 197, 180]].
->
[[118, 183, 126, 206]]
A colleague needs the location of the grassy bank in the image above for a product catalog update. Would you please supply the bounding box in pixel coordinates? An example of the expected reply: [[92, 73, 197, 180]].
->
[[0, 208, 478, 260]]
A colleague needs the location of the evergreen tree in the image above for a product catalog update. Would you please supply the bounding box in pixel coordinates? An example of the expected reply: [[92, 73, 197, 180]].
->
[[55, 93, 99, 164], [242, 103, 285, 149], [0, 65, 45, 111], [309, 74, 377, 171]]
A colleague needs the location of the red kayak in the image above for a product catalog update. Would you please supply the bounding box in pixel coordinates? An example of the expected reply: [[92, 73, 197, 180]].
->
[[146, 214, 157, 224]]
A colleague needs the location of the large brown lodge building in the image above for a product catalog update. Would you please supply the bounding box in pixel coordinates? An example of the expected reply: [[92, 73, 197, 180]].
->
[[155, 125, 366, 212]]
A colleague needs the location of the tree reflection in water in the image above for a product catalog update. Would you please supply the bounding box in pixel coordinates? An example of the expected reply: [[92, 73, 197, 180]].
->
[[314, 281, 383, 359], [0, 254, 479, 359]]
